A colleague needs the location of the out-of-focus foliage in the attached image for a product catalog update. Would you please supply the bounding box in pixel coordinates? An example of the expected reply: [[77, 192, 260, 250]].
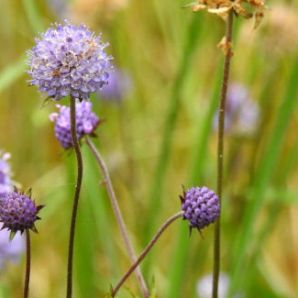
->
[[0, 0, 298, 297]]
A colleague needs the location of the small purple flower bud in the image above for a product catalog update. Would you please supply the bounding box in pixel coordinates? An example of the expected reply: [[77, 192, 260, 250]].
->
[[50, 100, 100, 149], [27, 21, 112, 101], [180, 187, 220, 230], [0, 191, 43, 234]]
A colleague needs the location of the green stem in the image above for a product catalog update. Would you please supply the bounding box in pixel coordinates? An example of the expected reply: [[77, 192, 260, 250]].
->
[[112, 211, 184, 297], [212, 11, 234, 298], [85, 137, 149, 298], [142, 15, 201, 275], [23, 230, 31, 298], [66, 96, 84, 298]]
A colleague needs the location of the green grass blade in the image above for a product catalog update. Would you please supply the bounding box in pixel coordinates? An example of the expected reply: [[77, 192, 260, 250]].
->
[[0, 57, 26, 93], [165, 62, 222, 298], [83, 145, 120, 276], [141, 15, 202, 278], [22, 0, 44, 33], [230, 57, 298, 293], [143, 13, 202, 243], [75, 191, 97, 297]]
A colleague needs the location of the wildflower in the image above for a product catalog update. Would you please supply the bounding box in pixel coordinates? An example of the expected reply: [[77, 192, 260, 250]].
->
[[0, 152, 13, 197], [190, 0, 266, 27], [50, 100, 100, 149], [0, 225, 25, 270], [196, 272, 244, 298], [197, 273, 229, 298], [99, 68, 131, 102], [27, 21, 112, 101], [213, 83, 259, 136], [47, 0, 68, 19], [0, 190, 43, 235], [180, 186, 220, 231]]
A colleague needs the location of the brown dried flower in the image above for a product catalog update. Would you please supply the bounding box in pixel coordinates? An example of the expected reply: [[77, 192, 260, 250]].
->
[[190, 0, 266, 28], [240, 4, 298, 57]]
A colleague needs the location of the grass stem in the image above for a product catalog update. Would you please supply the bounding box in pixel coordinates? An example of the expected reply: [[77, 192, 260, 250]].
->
[[212, 11, 234, 298]]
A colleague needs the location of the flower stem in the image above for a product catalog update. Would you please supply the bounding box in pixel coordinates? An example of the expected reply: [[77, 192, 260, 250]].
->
[[212, 11, 234, 298], [111, 211, 184, 297], [67, 96, 84, 298], [24, 230, 31, 298], [85, 136, 149, 298]]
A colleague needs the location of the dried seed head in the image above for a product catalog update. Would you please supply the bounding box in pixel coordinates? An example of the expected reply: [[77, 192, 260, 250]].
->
[[190, 0, 266, 27]]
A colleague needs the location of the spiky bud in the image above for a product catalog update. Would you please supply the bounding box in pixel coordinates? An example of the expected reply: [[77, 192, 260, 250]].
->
[[0, 190, 43, 234], [180, 186, 220, 231]]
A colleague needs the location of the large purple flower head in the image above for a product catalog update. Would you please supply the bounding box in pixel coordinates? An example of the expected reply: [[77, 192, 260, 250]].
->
[[50, 100, 100, 149], [0, 152, 13, 197], [99, 68, 131, 102], [180, 186, 220, 231], [213, 84, 260, 136], [27, 21, 112, 100], [0, 190, 43, 234], [0, 225, 25, 270]]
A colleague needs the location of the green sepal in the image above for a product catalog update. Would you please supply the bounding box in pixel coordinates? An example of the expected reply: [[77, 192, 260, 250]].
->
[[9, 231, 17, 241], [25, 188, 32, 198], [30, 225, 38, 233]]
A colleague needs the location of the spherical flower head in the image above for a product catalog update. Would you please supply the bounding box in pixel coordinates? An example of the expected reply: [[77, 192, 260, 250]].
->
[[27, 21, 112, 101], [0, 152, 13, 197], [49, 100, 100, 149], [0, 191, 43, 234], [180, 186, 220, 230], [99, 68, 132, 102], [0, 225, 25, 270]]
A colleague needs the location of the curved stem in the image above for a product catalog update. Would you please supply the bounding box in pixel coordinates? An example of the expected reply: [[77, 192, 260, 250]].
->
[[66, 96, 84, 298], [111, 211, 184, 297], [85, 137, 149, 298], [23, 230, 31, 298], [212, 11, 234, 298]]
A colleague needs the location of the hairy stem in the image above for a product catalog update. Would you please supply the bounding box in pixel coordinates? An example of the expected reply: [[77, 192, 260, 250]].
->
[[66, 96, 84, 298], [85, 136, 149, 297], [23, 230, 31, 298], [112, 211, 184, 297], [212, 11, 234, 298]]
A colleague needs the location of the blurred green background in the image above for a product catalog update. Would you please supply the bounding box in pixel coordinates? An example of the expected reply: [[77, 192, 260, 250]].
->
[[0, 0, 298, 297]]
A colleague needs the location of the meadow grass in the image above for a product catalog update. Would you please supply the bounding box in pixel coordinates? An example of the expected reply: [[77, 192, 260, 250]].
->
[[0, 0, 298, 297]]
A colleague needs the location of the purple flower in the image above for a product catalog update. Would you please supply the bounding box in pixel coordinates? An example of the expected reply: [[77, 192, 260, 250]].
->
[[47, 0, 68, 19], [0, 225, 25, 270], [0, 152, 13, 197], [0, 191, 43, 234], [27, 21, 112, 101], [214, 84, 260, 135], [50, 100, 100, 149], [197, 273, 229, 298], [180, 186, 220, 230], [99, 68, 131, 102]]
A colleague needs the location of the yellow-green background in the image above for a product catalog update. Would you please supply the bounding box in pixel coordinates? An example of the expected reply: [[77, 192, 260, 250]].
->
[[0, 0, 298, 297]]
